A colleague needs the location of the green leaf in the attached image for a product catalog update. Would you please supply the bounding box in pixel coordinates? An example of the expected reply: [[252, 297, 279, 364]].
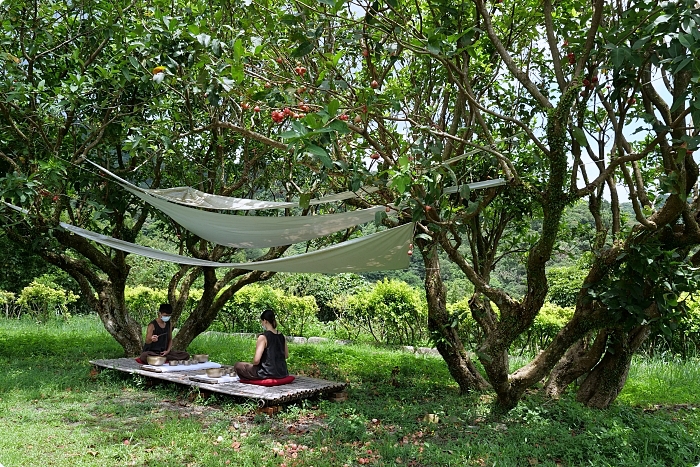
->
[[128, 56, 140, 70], [327, 120, 349, 134], [317, 0, 335, 6], [196, 33, 211, 47], [459, 184, 471, 200], [678, 33, 694, 49], [299, 193, 311, 209], [572, 127, 588, 146], [328, 99, 340, 117], [610, 47, 631, 68], [305, 144, 333, 168], [292, 40, 315, 58]]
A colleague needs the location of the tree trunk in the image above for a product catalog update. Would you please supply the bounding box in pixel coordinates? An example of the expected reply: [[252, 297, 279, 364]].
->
[[576, 325, 651, 408], [423, 243, 490, 392], [172, 267, 273, 350], [94, 290, 143, 356], [544, 330, 608, 398]]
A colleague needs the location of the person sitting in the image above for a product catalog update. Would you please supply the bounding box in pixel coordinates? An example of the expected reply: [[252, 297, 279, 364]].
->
[[139, 303, 190, 363], [234, 309, 289, 380]]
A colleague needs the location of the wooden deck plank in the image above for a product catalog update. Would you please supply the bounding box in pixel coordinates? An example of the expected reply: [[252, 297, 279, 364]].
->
[[90, 358, 346, 406]]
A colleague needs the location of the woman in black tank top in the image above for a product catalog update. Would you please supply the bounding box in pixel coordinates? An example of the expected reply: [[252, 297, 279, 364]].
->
[[234, 309, 289, 379]]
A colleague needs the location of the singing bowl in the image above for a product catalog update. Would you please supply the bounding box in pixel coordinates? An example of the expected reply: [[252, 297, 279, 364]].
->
[[146, 356, 167, 366], [193, 354, 209, 363], [206, 367, 225, 378]]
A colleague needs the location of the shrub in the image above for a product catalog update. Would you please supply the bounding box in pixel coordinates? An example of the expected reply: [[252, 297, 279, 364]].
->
[[124, 286, 167, 324], [0, 290, 18, 318], [448, 298, 574, 354], [270, 273, 367, 321], [215, 284, 321, 337], [344, 279, 428, 346], [447, 297, 483, 347], [547, 265, 589, 307], [16, 280, 78, 321]]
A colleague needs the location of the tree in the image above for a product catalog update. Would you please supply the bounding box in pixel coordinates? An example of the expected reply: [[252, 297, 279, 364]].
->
[[212, 0, 700, 410], [0, 0, 353, 355]]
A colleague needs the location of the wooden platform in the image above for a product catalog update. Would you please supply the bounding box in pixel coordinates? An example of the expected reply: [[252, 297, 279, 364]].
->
[[90, 358, 347, 407]]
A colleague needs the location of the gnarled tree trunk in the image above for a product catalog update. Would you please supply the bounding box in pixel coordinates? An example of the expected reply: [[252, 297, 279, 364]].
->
[[544, 330, 608, 398], [422, 243, 489, 392], [576, 325, 651, 408]]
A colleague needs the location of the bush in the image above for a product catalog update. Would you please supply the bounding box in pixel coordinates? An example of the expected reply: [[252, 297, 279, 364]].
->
[[447, 297, 483, 347], [642, 295, 700, 358], [547, 265, 589, 307], [448, 298, 574, 354], [270, 273, 367, 321], [0, 290, 18, 318], [124, 286, 168, 324], [343, 279, 428, 346], [16, 280, 78, 321], [214, 284, 321, 337]]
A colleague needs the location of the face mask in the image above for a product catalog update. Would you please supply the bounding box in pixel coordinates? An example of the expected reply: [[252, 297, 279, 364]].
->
[[161, 316, 171, 322]]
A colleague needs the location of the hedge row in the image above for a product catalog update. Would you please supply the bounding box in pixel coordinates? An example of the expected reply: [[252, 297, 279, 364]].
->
[[3, 278, 700, 355]]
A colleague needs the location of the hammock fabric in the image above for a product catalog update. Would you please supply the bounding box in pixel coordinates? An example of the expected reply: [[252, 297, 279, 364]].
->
[[58, 218, 414, 273], [86, 159, 379, 211], [2, 202, 413, 273], [124, 185, 389, 249]]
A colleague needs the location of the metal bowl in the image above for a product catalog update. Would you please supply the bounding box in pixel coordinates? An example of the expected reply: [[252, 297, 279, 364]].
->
[[206, 367, 225, 378], [193, 354, 209, 363], [146, 356, 167, 366]]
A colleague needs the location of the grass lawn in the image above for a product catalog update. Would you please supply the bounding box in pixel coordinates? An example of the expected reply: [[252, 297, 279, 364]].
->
[[1, 315, 699, 467]]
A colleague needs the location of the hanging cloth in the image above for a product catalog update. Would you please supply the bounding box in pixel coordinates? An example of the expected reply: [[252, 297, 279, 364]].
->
[[3, 202, 412, 273], [124, 185, 390, 249], [85, 159, 379, 210]]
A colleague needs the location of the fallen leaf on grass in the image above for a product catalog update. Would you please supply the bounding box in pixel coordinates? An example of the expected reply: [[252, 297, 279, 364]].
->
[[528, 458, 539, 465], [231, 441, 241, 452], [86, 450, 99, 457]]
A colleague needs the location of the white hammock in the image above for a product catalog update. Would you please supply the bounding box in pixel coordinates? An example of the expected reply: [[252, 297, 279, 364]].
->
[[4, 202, 413, 272], [86, 159, 379, 210], [124, 185, 390, 249]]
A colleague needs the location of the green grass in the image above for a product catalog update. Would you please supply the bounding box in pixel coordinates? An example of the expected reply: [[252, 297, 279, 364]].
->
[[1, 315, 700, 466]]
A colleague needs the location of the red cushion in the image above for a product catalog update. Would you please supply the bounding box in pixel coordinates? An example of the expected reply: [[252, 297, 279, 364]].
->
[[135, 358, 144, 364], [239, 375, 295, 386]]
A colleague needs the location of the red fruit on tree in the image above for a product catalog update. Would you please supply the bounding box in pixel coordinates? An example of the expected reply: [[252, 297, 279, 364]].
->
[[370, 80, 379, 89], [582, 79, 590, 87], [283, 107, 292, 116], [254, 105, 261, 112], [241, 102, 250, 110], [339, 114, 349, 121], [563, 40, 569, 47], [370, 152, 380, 160], [591, 76, 598, 83], [276, 57, 284, 64], [425, 205, 432, 212], [407, 250, 413, 256], [362, 49, 369, 57], [628, 97, 636, 104], [385, 206, 391, 212]]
